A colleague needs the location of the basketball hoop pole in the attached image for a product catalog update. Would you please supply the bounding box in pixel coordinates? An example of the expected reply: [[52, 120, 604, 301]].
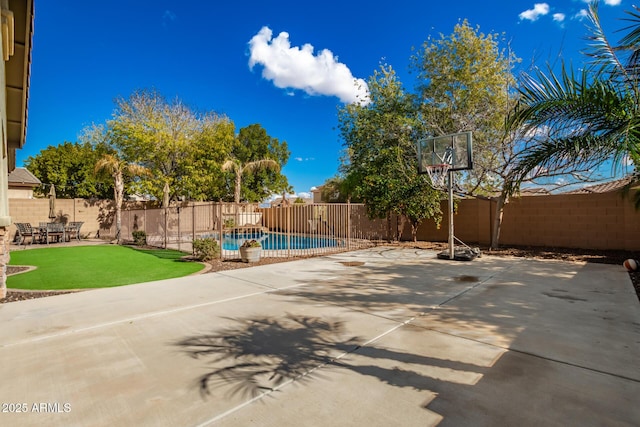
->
[[448, 169, 454, 260]]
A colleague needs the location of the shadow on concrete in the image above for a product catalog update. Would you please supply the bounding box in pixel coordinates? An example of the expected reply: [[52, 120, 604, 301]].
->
[[175, 314, 361, 398], [174, 314, 487, 402]]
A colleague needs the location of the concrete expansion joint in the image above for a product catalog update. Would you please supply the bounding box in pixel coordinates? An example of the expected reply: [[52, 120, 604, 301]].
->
[[505, 347, 640, 384]]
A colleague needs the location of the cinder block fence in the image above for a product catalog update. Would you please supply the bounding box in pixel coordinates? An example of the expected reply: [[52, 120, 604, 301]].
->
[[8, 190, 640, 252]]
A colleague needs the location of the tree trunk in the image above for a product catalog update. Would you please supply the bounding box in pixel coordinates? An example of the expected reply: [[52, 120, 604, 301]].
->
[[114, 173, 124, 243], [234, 170, 242, 204], [411, 220, 418, 242], [490, 193, 507, 249], [397, 215, 407, 241]]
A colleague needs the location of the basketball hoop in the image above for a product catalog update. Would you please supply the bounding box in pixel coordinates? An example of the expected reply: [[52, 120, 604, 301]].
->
[[417, 131, 478, 261], [425, 164, 450, 189]]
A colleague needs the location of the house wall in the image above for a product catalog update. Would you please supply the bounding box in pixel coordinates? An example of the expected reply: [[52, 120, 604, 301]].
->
[[0, 5, 9, 297], [8, 187, 33, 199]]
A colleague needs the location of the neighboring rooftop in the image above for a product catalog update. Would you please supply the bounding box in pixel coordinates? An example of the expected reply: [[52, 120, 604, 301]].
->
[[563, 176, 638, 194], [8, 167, 40, 187], [519, 187, 550, 196]]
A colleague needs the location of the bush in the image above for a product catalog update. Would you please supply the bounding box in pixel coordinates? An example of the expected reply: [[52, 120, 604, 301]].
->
[[240, 239, 261, 248], [193, 237, 221, 261], [132, 230, 147, 246]]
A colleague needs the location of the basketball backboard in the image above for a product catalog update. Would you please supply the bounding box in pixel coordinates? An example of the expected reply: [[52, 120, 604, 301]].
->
[[417, 131, 473, 173]]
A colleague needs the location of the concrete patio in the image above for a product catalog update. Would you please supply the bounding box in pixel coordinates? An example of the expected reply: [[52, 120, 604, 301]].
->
[[0, 247, 638, 426]]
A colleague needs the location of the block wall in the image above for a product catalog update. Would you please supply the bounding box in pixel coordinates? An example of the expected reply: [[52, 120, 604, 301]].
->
[[8, 192, 640, 251]]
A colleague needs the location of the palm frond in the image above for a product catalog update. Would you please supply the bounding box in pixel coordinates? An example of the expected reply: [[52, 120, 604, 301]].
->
[[242, 159, 279, 174], [221, 159, 238, 172], [583, 1, 628, 78], [617, 5, 640, 77]]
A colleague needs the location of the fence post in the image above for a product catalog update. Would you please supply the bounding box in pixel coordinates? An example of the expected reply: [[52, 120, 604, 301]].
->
[[177, 206, 181, 252], [192, 203, 196, 255], [164, 207, 167, 249], [287, 205, 291, 258], [217, 203, 223, 259], [347, 202, 351, 250]]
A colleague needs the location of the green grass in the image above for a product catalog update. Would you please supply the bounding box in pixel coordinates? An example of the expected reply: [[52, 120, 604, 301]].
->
[[8, 245, 204, 290]]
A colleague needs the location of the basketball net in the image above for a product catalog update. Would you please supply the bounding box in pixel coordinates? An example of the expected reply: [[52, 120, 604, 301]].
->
[[425, 164, 450, 189]]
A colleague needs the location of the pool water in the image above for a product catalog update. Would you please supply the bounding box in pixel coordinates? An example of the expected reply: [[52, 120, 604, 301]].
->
[[221, 232, 340, 251]]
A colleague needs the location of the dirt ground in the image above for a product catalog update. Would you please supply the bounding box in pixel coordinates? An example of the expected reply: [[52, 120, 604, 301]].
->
[[2, 242, 639, 303]]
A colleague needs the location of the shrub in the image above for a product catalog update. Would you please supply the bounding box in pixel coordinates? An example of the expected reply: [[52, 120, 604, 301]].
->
[[193, 237, 221, 261], [132, 230, 147, 246], [240, 239, 261, 248]]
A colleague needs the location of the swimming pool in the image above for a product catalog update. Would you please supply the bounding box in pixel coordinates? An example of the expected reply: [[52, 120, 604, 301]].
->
[[221, 232, 340, 251]]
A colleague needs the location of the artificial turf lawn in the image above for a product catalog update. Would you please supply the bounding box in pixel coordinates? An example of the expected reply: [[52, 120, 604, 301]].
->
[[7, 245, 204, 290]]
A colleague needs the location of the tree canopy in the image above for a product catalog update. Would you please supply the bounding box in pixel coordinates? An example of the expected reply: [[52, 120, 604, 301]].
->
[[411, 19, 518, 195], [338, 65, 443, 240], [24, 141, 113, 199], [225, 123, 290, 203], [26, 89, 290, 203], [107, 89, 235, 202]]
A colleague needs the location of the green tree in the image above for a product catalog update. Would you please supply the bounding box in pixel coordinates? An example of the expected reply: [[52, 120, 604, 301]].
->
[[225, 124, 290, 202], [320, 176, 351, 203], [276, 181, 294, 206], [338, 65, 442, 241], [94, 154, 148, 242], [222, 158, 280, 203], [24, 141, 113, 198], [411, 19, 547, 248], [507, 2, 640, 200], [411, 19, 518, 195], [107, 89, 234, 201], [183, 116, 236, 201]]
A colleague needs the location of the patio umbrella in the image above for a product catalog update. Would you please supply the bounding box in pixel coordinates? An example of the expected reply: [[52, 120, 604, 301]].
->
[[48, 184, 56, 219], [163, 182, 170, 208]]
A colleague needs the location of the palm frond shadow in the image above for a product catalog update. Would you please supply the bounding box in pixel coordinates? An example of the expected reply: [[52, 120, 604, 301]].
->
[[175, 314, 361, 399]]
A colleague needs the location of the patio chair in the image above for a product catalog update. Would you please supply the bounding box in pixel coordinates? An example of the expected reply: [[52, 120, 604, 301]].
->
[[65, 221, 84, 241], [15, 223, 39, 245], [44, 222, 65, 244]]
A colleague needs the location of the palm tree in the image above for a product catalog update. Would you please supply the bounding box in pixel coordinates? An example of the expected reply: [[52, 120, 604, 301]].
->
[[222, 158, 279, 203], [279, 183, 294, 206], [95, 154, 148, 242], [507, 2, 640, 195]]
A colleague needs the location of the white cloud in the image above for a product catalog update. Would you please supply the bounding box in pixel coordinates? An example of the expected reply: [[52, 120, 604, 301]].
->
[[553, 13, 565, 22], [519, 3, 550, 21], [248, 26, 370, 104], [294, 156, 315, 162], [603, 0, 622, 5], [573, 9, 589, 20], [262, 191, 313, 205]]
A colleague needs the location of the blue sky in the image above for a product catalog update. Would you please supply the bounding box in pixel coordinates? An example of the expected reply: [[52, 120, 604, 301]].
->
[[23, 0, 626, 198]]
